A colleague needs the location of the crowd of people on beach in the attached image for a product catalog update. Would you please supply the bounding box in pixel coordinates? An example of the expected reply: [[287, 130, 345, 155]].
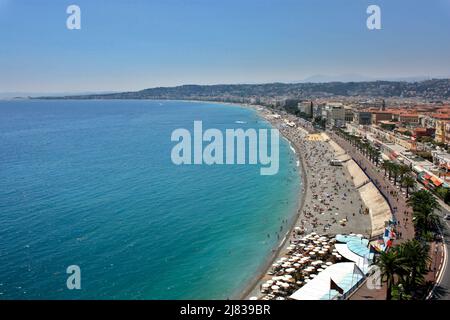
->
[[246, 109, 372, 300], [268, 112, 370, 237]]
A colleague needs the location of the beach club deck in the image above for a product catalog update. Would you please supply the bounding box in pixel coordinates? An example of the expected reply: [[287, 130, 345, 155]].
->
[[289, 262, 365, 300], [334, 234, 373, 274]]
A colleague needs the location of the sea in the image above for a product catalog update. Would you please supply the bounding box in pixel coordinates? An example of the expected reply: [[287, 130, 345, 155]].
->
[[0, 99, 301, 299]]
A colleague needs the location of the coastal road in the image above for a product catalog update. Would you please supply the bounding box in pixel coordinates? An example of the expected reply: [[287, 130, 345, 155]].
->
[[428, 198, 450, 300]]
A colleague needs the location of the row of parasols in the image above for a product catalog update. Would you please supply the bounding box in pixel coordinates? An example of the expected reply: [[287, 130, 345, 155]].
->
[[258, 232, 342, 300]]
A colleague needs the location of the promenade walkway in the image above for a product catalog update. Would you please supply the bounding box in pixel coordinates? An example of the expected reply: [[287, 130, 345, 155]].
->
[[330, 131, 415, 242], [329, 131, 414, 300], [329, 130, 450, 300]]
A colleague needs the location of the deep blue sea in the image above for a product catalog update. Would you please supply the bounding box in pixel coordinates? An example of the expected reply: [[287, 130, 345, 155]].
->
[[0, 100, 301, 299]]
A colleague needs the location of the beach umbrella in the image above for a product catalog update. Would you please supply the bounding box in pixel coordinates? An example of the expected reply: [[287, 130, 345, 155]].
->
[[317, 268, 324, 273], [262, 283, 271, 289], [271, 285, 280, 291], [249, 297, 258, 300], [280, 282, 290, 289], [310, 274, 317, 278], [326, 262, 333, 266]]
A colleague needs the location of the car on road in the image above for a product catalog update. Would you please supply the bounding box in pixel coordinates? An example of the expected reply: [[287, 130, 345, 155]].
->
[[444, 214, 450, 220]]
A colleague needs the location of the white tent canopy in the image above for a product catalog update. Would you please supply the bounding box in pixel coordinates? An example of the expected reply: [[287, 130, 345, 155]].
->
[[334, 243, 369, 273], [290, 262, 363, 300]]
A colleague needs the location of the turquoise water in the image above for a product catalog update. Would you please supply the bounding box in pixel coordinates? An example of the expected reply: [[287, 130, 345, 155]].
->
[[0, 100, 301, 299]]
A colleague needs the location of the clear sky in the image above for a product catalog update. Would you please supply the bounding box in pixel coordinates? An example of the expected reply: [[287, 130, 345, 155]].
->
[[1, 0, 449, 93]]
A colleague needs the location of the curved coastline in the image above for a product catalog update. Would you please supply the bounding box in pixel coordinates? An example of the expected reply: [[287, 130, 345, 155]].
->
[[236, 106, 309, 300], [167, 99, 308, 300]]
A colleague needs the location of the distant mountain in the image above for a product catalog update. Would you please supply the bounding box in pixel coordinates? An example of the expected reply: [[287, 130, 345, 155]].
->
[[302, 74, 375, 83], [301, 74, 434, 83], [34, 79, 450, 101]]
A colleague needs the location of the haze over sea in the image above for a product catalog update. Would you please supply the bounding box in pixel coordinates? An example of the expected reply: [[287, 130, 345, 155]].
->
[[0, 100, 301, 299]]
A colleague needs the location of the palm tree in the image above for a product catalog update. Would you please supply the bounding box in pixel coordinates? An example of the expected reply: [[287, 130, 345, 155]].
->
[[398, 240, 430, 291], [407, 190, 441, 233], [375, 249, 407, 300], [391, 163, 400, 186], [382, 160, 392, 177], [401, 175, 416, 198], [398, 164, 411, 181], [414, 209, 441, 233], [374, 150, 381, 166], [407, 190, 439, 213]]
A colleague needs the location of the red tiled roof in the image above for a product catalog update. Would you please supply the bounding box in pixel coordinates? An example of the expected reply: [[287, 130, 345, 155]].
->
[[432, 114, 450, 120]]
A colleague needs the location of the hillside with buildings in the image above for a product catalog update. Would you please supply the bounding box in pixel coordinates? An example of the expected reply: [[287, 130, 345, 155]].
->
[[35, 79, 450, 102]]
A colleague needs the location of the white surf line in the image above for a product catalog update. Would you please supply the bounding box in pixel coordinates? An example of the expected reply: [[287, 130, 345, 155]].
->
[[279, 234, 288, 249]]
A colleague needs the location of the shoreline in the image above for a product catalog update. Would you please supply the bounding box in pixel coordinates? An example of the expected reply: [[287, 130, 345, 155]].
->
[[236, 105, 309, 300], [234, 104, 372, 300]]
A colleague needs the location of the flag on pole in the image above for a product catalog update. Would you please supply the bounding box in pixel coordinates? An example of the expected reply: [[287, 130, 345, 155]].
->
[[353, 263, 365, 277], [330, 278, 344, 294], [369, 244, 378, 254]]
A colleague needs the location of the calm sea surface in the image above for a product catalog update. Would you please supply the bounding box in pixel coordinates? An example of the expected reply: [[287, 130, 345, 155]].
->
[[0, 100, 301, 299]]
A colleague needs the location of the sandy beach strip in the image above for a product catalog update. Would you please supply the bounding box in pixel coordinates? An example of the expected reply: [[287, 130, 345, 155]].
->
[[239, 106, 371, 300]]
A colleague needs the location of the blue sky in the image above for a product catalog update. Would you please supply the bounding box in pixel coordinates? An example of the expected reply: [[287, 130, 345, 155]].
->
[[1, 0, 449, 93]]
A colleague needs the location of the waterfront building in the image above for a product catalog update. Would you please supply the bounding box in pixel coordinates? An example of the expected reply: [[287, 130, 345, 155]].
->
[[434, 114, 450, 143], [398, 113, 419, 125], [298, 101, 313, 117], [353, 111, 372, 125], [419, 114, 436, 129], [371, 111, 393, 124]]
